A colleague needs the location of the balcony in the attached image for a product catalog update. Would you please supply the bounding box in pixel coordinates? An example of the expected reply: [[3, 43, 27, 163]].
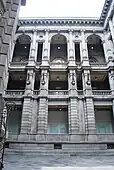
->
[[90, 62, 107, 68], [10, 61, 28, 67], [92, 90, 112, 99], [48, 90, 68, 99], [5, 90, 24, 98]]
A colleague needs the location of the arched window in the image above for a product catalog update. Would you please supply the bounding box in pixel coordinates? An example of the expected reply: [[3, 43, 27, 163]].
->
[[12, 34, 31, 62], [50, 34, 67, 62], [87, 34, 106, 63]]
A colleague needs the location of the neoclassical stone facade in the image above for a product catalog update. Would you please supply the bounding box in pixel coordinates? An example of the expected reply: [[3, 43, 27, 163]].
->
[[3, 0, 114, 152]]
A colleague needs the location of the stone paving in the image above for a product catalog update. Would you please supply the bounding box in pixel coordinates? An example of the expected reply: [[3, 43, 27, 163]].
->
[[3, 153, 114, 170]]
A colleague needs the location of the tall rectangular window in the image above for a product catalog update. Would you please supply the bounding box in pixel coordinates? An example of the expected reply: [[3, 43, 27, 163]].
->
[[37, 42, 43, 62], [75, 43, 80, 62]]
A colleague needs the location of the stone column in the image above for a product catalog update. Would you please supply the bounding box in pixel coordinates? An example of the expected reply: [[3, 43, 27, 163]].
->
[[25, 69, 35, 96], [109, 71, 114, 95], [78, 99, 85, 134], [37, 69, 49, 134], [37, 98, 48, 134], [82, 70, 96, 138], [109, 19, 114, 45], [31, 99, 38, 134], [68, 69, 77, 96], [80, 30, 89, 66], [104, 31, 114, 62], [68, 30, 75, 63], [28, 30, 37, 65], [20, 97, 33, 134], [68, 70, 79, 134], [42, 30, 50, 65]]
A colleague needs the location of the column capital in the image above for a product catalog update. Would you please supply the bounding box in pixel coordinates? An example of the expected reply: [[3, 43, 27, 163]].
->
[[32, 29, 38, 33], [44, 29, 50, 33], [68, 29, 74, 33], [80, 29, 86, 33]]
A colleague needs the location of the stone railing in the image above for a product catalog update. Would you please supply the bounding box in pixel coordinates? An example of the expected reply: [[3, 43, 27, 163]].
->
[[10, 61, 28, 66], [33, 90, 40, 95], [92, 90, 112, 95], [5, 90, 24, 95], [90, 62, 107, 67], [48, 90, 68, 95]]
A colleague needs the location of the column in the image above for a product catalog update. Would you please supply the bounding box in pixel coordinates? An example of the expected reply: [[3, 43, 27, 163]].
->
[[78, 99, 85, 134], [82, 70, 92, 95], [37, 69, 49, 134], [28, 30, 37, 65], [37, 98, 48, 134], [25, 69, 35, 96], [104, 31, 114, 62], [109, 19, 114, 45], [42, 30, 50, 65], [80, 30, 89, 66], [68, 70, 79, 134], [82, 70, 96, 137], [109, 71, 114, 116], [68, 30, 75, 65], [68, 69, 77, 96], [109, 71, 114, 95], [69, 98, 79, 134], [20, 97, 33, 134], [31, 99, 38, 134]]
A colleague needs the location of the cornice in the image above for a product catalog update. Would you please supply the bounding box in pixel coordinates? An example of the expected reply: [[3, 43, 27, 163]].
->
[[19, 18, 102, 26], [100, 0, 113, 23]]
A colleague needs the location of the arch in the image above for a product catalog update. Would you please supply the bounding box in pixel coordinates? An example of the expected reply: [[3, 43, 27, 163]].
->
[[12, 34, 31, 62], [50, 34, 68, 62], [87, 34, 106, 63]]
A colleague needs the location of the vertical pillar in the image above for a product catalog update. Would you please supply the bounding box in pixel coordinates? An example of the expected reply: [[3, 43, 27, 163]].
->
[[68, 30, 75, 65], [20, 97, 33, 134], [69, 98, 79, 134], [109, 19, 114, 45], [37, 98, 48, 134], [31, 99, 38, 134], [80, 30, 89, 66], [68, 70, 79, 134], [25, 69, 35, 96], [78, 99, 85, 134], [28, 30, 37, 65], [109, 70, 114, 95], [42, 30, 50, 65], [82, 70, 96, 138], [104, 31, 114, 62], [38, 69, 49, 134]]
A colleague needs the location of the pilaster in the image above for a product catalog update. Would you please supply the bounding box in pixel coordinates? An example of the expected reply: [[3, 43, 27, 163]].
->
[[78, 99, 85, 134], [40, 69, 49, 96], [20, 97, 33, 134], [82, 70, 92, 96], [80, 30, 89, 66], [42, 30, 50, 66], [25, 69, 35, 96], [28, 30, 37, 65], [37, 97, 48, 134], [68, 30, 75, 66], [68, 69, 77, 96], [31, 99, 38, 134], [68, 98, 79, 134], [104, 31, 114, 62]]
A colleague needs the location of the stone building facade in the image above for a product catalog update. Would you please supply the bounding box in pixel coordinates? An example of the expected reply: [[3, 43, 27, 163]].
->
[[3, 0, 114, 152]]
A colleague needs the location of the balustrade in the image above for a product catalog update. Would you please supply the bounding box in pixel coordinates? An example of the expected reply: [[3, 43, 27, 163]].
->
[[48, 90, 68, 95], [92, 90, 111, 95], [5, 90, 24, 95]]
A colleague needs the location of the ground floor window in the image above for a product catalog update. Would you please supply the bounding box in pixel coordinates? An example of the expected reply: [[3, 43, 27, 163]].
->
[[7, 106, 22, 135], [48, 106, 68, 134], [95, 106, 114, 134]]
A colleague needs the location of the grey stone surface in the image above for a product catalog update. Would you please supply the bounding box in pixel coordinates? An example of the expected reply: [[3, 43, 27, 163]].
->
[[4, 154, 114, 170]]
